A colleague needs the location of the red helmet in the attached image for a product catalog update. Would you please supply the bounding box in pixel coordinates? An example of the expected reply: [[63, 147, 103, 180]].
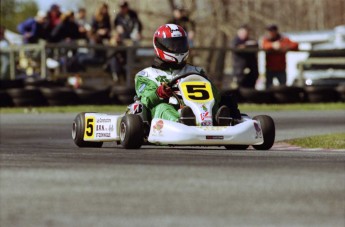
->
[[153, 24, 189, 65]]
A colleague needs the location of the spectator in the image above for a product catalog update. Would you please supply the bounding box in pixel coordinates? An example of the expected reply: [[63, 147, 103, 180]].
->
[[76, 7, 91, 40], [231, 25, 259, 88], [77, 3, 111, 69], [114, 1, 143, 45], [17, 10, 48, 43], [49, 11, 82, 73], [0, 26, 10, 79], [168, 8, 195, 46], [107, 32, 127, 82], [50, 11, 80, 43], [45, 4, 61, 40], [91, 3, 111, 43], [261, 24, 298, 88], [76, 31, 108, 70]]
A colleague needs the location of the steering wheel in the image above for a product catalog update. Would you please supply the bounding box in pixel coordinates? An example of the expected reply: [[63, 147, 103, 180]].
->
[[167, 72, 208, 88]]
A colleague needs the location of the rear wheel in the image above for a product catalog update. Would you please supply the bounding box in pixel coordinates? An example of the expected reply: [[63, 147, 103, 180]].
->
[[252, 115, 275, 150], [120, 114, 144, 149], [224, 145, 249, 150], [72, 113, 103, 148]]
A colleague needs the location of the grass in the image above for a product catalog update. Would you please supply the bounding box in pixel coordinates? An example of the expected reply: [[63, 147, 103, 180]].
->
[[286, 133, 345, 149], [0, 102, 344, 114]]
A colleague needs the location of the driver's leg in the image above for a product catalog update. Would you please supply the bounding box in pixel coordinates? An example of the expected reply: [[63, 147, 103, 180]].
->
[[152, 103, 179, 122]]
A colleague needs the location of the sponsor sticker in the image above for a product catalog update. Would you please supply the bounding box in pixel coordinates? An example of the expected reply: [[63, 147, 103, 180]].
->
[[201, 120, 213, 126], [254, 122, 262, 139], [97, 118, 111, 123], [201, 104, 207, 112], [152, 120, 164, 135], [196, 126, 227, 131], [254, 122, 261, 132], [84, 116, 95, 139], [96, 133, 111, 138], [200, 111, 212, 121], [84, 114, 117, 141], [132, 103, 143, 114], [138, 84, 146, 93], [206, 135, 224, 140], [137, 70, 147, 76], [96, 125, 105, 131], [180, 81, 213, 103]]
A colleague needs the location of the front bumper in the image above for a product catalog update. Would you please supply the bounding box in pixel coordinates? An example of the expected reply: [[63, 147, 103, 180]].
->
[[148, 118, 264, 146]]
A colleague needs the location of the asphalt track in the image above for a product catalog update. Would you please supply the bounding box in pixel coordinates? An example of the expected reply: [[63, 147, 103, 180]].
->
[[0, 110, 345, 227]]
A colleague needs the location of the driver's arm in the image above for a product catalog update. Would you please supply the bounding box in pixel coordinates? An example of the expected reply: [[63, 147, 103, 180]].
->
[[135, 74, 166, 109]]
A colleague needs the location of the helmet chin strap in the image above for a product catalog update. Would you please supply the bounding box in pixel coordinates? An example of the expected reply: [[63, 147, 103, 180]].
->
[[152, 57, 186, 70]]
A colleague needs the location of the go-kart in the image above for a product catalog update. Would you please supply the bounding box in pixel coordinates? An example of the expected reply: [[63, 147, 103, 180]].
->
[[72, 73, 275, 150]]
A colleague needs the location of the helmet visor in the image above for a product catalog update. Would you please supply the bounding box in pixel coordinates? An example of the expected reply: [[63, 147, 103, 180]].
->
[[155, 37, 189, 53]]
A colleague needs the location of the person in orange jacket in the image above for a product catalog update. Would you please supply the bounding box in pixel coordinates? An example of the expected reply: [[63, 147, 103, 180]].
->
[[261, 24, 298, 88]]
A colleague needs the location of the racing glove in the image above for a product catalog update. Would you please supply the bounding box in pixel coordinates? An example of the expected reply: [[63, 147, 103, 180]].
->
[[156, 83, 173, 99]]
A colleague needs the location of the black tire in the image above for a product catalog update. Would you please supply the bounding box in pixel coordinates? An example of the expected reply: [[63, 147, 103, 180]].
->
[[335, 85, 345, 102], [72, 113, 103, 148], [118, 94, 135, 104], [7, 88, 47, 107], [12, 97, 46, 107], [224, 145, 249, 150], [24, 78, 61, 88], [271, 86, 304, 103], [110, 85, 135, 104], [0, 79, 24, 89], [252, 115, 275, 150], [305, 86, 339, 103], [220, 88, 243, 103], [41, 88, 80, 106], [120, 114, 144, 149], [75, 88, 111, 105], [110, 85, 135, 97], [0, 91, 14, 107], [239, 88, 275, 104]]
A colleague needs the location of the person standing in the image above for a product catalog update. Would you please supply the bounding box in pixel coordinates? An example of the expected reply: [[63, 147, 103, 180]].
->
[[0, 26, 10, 79], [231, 25, 259, 88], [114, 1, 143, 45], [76, 8, 91, 41], [77, 2, 112, 69], [17, 11, 48, 43], [44, 4, 61, 41], [50, 11, 80, 43], [261, 24, 298, 88], [91, 3, 111, 43], [107, 32, 127, 82], [168, 8, 196, 47]]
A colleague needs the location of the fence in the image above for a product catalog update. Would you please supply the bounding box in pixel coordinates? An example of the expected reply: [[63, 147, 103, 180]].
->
[[1, 43, 345, 88]]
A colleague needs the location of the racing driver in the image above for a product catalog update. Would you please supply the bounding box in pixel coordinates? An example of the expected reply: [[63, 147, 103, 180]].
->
[[135, 24, 241, 126]]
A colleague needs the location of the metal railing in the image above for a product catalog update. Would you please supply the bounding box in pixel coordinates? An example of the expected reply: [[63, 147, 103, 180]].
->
[[1, 43, 345, 87]]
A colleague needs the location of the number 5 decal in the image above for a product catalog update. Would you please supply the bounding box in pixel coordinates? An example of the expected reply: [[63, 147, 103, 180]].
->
[[180, 81, 214, 102], [84, 117, 95, 139]]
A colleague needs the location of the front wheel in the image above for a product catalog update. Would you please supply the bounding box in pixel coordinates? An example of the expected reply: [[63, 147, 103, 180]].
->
[[72, 113, 103, 148], [252, 115, 275, 150], [120, 114, 144, 149]]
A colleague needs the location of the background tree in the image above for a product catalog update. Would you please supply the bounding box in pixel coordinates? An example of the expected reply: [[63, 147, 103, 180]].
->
[[1, 0, 38, 32]]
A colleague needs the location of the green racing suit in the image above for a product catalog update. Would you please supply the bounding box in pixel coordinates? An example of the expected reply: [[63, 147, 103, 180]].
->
[[135, 64, 221, 122]]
